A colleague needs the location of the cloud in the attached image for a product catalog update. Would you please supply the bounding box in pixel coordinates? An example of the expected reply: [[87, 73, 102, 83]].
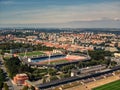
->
[[0, 1, 120, 28], [0, 0, 15, 5], [0, 18, 120, 28]]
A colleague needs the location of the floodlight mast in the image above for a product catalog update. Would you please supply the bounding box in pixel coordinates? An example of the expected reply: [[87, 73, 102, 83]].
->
[[86, 49, 90, 59], [24, 49, 27, 58], [48, 53, 51, 65]]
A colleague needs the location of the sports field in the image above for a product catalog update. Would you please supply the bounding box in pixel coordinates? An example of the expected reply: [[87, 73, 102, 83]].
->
[[39, 59, 69, 65], [50, 59, 68, 64], [19, 51, 44, 56], [92, 80, 120, 90]]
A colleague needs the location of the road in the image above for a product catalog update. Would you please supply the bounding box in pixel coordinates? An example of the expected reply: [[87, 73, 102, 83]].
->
[[0, 55, 22, 90]]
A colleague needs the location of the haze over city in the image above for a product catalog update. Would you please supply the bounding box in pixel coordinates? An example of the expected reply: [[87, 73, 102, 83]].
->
[[0, 0, 120, 28]]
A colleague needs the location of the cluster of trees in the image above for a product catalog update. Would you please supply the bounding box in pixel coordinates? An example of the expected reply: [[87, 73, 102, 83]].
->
[[0, 42, 55, 54], [88, 50, 112, 60], [4, 57, 31, 78], [60, 64, 75, 73], [0, 43, 31, 50], [33, 44, 55, 51], [22, 86, 35, 90], [59, 73, 70, 79], [77, 60, 116, 68], [0, 68, 6, 88], [5, 57, 21, 78], [1, 31, 37, 37], [27, 68, 48, 81], [0, 43, 31, 54], [3, 83, 9, 90], [28, 68, 59, 81], [4, 56, 60, 82], [50, 76, 58, 81]]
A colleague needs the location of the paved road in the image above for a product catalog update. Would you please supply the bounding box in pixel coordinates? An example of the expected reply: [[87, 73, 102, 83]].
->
[[0, 56, 22, 90]]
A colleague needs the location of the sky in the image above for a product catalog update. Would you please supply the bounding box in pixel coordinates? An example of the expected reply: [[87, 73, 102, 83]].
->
[[0, 0, 120, 28]]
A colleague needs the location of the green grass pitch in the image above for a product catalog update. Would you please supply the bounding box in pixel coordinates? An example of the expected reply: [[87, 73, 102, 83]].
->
[[50, 59, 68, 65], [92, 80, 120, 90], [19, 51, 44, 56]]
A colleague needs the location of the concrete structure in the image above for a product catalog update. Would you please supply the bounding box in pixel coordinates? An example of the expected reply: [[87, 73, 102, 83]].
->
[[105, 47, 118, 52], [114, 53, 120, 57], [71, 65, 107, 77], [13, 73, 29, 85]]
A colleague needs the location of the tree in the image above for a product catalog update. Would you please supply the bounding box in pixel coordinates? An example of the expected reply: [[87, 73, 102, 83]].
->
[[22, 86, 28, 90], [3, 83, 8, 90], [89, 50, 112, 60], [30, 86, 35, 90], [50, 76, 58, 81], [42, 77, 46, 84], [0, 81, 3, 89], [5, 57, 21, 78], [48, 69, 57, 76], [0, 68, 5, 88]]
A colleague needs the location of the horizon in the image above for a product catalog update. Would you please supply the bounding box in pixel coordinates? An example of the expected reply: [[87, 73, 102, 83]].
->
[[0, 0, 120, 28]]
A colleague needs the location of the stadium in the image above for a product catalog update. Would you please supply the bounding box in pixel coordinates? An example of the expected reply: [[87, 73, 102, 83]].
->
[[24, 53, 90, 66]]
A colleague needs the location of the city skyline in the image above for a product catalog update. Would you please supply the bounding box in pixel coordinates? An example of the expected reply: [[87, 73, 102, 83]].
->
[[0, 0, 120, 28]]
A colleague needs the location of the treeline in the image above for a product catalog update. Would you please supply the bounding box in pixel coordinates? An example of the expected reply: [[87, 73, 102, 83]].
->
[[1, 31, 36, 37], [89, 50, 112, 60], [4, 57, 31, 78], [0, 43, 31, 51], [0, 42, 55, 54], [0, 68, 6, 88], [4, 56, 51, 81], [32, 44, 55, 51], [5, 57, 21, 78]]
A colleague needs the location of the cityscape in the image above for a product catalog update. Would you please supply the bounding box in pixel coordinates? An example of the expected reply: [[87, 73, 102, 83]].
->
[[0, 0, 120, 90]]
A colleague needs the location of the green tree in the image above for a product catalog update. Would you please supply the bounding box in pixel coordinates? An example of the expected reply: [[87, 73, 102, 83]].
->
[[50, 76, 58, 81], [30, 86, 35, 90], [89, 50, 112, 60], [42, 77, 46, 84], [49, 69, 57, 76], [3, 83, 8, 90], [0, 68, 5, 88], [4, 57, 24, 78], [0, 81, 3, 89], [22, 86, 28, 90]]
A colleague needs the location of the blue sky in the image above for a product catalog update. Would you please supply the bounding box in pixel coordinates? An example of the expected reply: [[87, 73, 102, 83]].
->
[[0, 0, 120, 28]]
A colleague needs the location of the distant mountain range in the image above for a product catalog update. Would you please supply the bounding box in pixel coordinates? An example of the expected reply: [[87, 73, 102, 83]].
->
[[66, 19, 120, 28], [0, 19, 120, 28]]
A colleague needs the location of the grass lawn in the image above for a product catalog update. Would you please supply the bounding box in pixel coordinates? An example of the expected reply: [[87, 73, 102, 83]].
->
[[92, 80, 120, 90], [19, 51, 44, 56]]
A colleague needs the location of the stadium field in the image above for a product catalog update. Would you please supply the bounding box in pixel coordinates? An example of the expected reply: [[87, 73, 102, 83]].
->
[[49, 59, 68, 64], [40, 59, 69, 65], [92, 80, 120, 90], [39, 59, 69, 65], [19, 51, 44, 56]]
